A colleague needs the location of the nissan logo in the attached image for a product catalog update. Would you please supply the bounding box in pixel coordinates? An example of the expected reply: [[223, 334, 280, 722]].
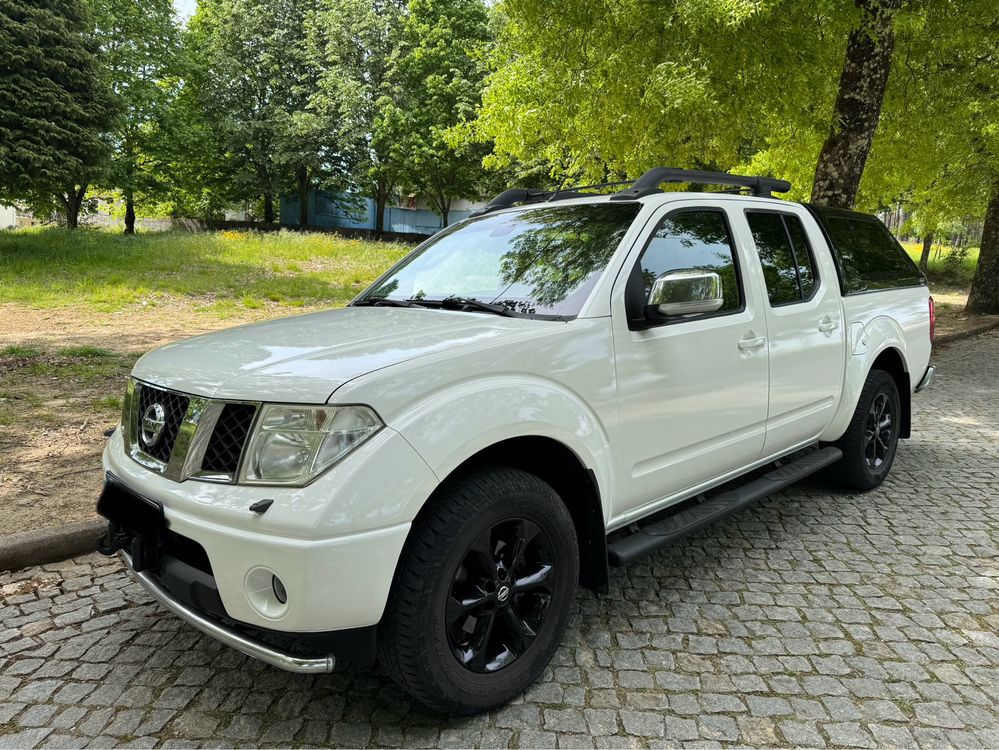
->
[[140, 403, 166, 447]]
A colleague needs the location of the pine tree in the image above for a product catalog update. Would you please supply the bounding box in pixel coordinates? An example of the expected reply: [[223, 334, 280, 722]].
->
[[0, 0, 116, 227]]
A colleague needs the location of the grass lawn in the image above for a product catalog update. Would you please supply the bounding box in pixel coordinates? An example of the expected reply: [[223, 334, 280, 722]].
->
[[900, 241, 979, 287], [0, 227, 410, 314], [0, 227, 413, 535]]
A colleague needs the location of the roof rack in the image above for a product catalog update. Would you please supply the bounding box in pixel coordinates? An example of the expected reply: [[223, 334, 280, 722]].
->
[[470, 167, 791, 217], [609, 167, 791, 200], [468, 181, 631, 218]]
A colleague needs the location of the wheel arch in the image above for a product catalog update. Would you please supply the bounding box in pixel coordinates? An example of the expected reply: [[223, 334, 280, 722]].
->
[[870, 347, 911, 439], [405, 435, 609, 594], [821, 334, 913, 443]]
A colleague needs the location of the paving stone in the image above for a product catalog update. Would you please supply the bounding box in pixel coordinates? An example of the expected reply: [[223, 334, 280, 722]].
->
[[2, 333, 999, 748]]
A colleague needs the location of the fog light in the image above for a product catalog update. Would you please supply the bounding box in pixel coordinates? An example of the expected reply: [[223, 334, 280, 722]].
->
[[272, 575, 287, 604], [245, 566, 289, 619]]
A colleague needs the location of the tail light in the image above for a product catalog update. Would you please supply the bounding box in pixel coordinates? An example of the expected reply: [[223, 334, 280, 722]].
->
[[928, 296, 935, 343]]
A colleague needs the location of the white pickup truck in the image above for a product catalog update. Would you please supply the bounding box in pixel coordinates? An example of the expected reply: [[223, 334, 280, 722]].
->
[[98, 167, 934, 714]]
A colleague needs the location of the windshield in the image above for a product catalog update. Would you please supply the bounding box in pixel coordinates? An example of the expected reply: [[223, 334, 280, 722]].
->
[[358, 203, 642, 318]]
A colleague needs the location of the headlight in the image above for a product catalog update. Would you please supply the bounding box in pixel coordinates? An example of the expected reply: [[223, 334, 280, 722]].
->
[[238, 404, 383, 486]]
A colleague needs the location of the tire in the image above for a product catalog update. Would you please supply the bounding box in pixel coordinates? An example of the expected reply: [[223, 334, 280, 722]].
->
[[377, 466, 579, 714], [830, 369, 902, 491]]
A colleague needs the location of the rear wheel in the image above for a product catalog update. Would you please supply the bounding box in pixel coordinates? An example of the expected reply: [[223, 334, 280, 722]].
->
[[377, 467, 579, 714], [831, 369, 901, 490]]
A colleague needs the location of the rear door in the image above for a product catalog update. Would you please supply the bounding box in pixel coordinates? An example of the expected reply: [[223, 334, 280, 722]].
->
[[609, 201, 769, 523], [740, 205, 846, 455]]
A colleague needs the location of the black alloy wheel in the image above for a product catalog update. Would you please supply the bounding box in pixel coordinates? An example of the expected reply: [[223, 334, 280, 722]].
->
[[831, 368, 901, 491], [447, 518, 555, 673], [864, 391, 894, 470], [377, 467, 579, 714]]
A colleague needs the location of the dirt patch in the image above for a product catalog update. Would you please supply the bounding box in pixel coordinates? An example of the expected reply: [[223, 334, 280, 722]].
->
[[1, 298, 323, 353], [0, 298, 332, 538], [931, 291, 999, 340], [0, 347, 137, 536]]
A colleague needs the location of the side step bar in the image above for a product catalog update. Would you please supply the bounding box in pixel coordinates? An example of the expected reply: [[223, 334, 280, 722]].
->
[[607, 447, 842, 566]]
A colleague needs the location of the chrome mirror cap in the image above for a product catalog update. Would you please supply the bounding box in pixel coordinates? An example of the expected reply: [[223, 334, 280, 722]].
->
[[648, 269, 724, 317]]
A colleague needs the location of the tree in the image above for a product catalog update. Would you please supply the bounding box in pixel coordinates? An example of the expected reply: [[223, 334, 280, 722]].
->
[[361, 0, 407, 237], [856, 9, 998, 311], [0, 0, 116, 228], [181, 0, 368, 225], [967, 184, 999, 313], [380, 0, 492, 227], [91, 0, 182, 233], [810, 0, 902, 208], [278, 0, 369, 228], [474, 1, 858, 193]]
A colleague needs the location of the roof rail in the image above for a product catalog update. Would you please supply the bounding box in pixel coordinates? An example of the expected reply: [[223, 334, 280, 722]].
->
[[469, 168, 790, 218], [609, 167, 791, 200], [469, 180, 634, 218]]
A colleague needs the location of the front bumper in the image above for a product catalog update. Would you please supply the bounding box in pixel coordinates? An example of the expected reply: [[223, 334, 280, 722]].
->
[[101, 426, 438, 633], [121, 550, 336, 673]]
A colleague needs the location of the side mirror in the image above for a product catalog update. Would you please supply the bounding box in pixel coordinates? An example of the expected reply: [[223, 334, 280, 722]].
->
[[646, 269, 724, 318]]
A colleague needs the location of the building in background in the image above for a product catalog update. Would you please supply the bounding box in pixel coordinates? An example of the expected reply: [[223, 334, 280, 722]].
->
[[0, 204, 15, 229], [280, 191, 485, 235]]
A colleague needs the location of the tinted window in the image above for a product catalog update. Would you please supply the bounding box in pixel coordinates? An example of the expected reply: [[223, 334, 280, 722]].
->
[[784, 215, 817, 297], [747, 212, 819, 305], [361, 203, 641, 317], [748, 212, 800, 305], [638, 211, 741, 313], [824, 217, 923, 293]]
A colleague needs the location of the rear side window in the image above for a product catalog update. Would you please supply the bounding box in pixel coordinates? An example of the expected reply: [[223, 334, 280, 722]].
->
[[823, 217, 923, 294], [638, 211, 742, 314], [746, 212, 818, 306], [784, 216, 816, 297]]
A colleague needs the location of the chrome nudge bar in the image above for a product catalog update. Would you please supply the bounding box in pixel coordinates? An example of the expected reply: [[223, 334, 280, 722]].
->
[[121, 552, 335, 674]]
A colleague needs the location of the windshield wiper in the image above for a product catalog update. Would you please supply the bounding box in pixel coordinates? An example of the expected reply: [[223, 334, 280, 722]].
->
[[439, 296, 516, 317], [353, 298, 420, 308]]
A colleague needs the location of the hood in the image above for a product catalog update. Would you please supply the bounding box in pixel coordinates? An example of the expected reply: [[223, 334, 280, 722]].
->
[[132, 306, 536, 403]]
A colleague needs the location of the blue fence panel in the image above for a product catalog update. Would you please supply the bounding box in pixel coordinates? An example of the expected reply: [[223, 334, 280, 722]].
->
[[280, 192, 478, 235]]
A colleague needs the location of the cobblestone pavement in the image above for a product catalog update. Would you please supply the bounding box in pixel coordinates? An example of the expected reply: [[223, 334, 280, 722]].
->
[[2, 332, 998, 749]]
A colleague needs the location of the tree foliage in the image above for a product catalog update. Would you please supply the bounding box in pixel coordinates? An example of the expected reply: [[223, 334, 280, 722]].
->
[[379, 0, 492, 225], [179, 0, 370, 223], [91, 0, 182, 232], [0, 0, 117, 226]]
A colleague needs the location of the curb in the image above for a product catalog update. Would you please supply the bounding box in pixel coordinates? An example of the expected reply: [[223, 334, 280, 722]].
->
[[934, 320, 999, 346], [0, 518, 106, 573]]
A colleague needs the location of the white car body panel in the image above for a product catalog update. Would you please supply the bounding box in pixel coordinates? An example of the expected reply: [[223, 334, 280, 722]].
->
[[103, 190, 934, 638]]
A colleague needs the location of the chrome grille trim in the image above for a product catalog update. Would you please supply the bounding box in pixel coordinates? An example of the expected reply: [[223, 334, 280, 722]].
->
[[125, 378, 259, 483]]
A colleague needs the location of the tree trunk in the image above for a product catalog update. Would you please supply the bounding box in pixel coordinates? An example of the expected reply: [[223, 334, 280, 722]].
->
[[263, 193, 275, 223], [297, 167, 309, 227], [375, 197, 387, 239], [124, 189, 136, 235], [61, 185, 87, 229], [966, 182, 999, 314], [919, 231, 933, 273], [810, 0, 901, 208]]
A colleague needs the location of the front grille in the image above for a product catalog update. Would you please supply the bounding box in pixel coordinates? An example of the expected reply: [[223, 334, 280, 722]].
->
[[135, 384, 189, 462], [201, 403, 257, 474]]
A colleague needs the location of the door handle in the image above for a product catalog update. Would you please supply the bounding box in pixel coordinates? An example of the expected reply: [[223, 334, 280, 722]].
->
[[738, 336, 767, 350], [818, 317, 839, 333]]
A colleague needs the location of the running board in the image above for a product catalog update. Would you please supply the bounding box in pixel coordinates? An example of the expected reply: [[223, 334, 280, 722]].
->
[[607, 447, 842, 566]]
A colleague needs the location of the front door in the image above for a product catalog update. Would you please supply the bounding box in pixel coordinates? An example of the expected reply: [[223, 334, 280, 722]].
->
[[610, 203, 769, 525]]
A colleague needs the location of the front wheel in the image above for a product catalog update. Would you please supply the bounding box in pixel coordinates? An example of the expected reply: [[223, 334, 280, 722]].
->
[[377, 467, 579, 714], [831, 369, 901, 491]]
